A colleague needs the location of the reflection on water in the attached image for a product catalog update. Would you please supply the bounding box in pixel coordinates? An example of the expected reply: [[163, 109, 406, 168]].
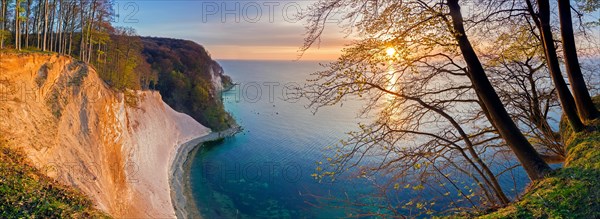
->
[[386, 64, 400, 102], [187, 60, 560, 218]]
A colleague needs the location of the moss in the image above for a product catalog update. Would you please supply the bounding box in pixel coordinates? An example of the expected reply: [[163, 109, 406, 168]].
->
[[0, 140, 109, 218], [478, 98, 600, 219]]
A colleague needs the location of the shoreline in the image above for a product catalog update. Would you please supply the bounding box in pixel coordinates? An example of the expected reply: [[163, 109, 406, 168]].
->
[[169, 125, 242, 219]]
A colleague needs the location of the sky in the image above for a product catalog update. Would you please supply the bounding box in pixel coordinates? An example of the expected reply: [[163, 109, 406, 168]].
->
[[115, 0, 351, 60]]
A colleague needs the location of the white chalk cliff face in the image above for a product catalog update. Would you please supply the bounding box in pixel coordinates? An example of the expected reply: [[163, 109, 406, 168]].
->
[[210, 64, 224, 92], [0, 53, 210, 218]]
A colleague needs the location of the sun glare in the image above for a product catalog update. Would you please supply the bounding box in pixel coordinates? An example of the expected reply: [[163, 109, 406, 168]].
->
[[386, 47, 396, 57]]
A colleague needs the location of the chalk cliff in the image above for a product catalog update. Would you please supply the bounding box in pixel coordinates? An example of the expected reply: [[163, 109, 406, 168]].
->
[[0, 53, 212, 218]]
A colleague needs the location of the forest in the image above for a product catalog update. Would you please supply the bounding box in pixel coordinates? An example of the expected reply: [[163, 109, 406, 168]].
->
[[0, 0, 234, 130]]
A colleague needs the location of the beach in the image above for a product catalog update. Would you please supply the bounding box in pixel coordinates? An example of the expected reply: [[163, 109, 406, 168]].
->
[[170, 126, 242, 219]]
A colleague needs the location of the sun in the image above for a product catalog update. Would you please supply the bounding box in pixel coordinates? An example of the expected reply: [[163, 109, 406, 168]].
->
[[386, 47, 396, 57]]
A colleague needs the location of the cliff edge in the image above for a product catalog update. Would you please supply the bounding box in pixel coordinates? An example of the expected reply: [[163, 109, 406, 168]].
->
[[0, 52, 211, 218]]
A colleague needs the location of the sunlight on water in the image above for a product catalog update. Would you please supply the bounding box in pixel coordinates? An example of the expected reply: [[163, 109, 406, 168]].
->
[[187, 60, 552, 218], [384, 62, 404, 126], [386, 63, 400, 102]]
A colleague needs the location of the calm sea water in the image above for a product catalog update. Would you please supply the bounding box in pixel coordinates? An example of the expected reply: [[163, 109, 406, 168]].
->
[[188, 60, 373, 218], [187, 60, 559, 218]]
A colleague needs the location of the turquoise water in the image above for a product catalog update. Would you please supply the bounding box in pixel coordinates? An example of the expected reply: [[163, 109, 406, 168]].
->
[[188, 60, 373, 218], [187, 60, 559, 218]]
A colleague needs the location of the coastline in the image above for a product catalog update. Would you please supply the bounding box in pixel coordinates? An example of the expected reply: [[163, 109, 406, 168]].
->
[[169, 125, 242, 219]]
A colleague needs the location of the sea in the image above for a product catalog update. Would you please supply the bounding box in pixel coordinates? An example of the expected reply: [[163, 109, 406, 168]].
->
[[186, 60, 560, 218]]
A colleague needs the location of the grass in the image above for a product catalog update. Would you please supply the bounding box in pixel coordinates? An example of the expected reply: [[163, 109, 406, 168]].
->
[[0, 48, 57, 56], [477, 97, 600, 219], [0, 139, 109, 218]]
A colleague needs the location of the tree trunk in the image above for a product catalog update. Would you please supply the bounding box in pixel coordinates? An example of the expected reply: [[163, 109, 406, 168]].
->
[[557, 0, 599, 121], [68, 5, 73, 55], [24, 0, 31, 48], [79, 1, 85, 59], [447, 0, 551, 181], [15, 0, 20, 50], [43, 0, 48, 51], [49, 0, 56, 52], [0, 0, 6, 49], [535, 0, 585, 132], [527, 71, 564, 157], [33, 0, 39, 48], [56, 0, 62, 54], [85, 0, 97, 63]]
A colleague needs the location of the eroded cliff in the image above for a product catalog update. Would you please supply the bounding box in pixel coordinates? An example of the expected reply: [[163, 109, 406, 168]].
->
[[0, 53, 211, 218]]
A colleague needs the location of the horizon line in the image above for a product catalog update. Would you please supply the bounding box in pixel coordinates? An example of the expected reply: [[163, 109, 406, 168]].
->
[[215, 58, 336, 62]]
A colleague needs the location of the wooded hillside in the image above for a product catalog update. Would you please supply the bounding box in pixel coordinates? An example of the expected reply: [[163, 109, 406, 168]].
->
[[0, 0, 234, 130], [141, 37, 234, 131]]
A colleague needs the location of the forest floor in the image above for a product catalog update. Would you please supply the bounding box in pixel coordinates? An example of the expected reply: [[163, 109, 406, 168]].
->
[[479, 97, 600, 218]]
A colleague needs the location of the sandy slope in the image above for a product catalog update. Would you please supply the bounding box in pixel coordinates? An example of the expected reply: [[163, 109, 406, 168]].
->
[[0, 53, 210, 218]]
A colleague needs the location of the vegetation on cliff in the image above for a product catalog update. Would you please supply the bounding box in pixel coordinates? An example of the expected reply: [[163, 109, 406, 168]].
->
[[141, 37, 235, 131], [0, 139, 108, 218], [479, 97, 600, 218]]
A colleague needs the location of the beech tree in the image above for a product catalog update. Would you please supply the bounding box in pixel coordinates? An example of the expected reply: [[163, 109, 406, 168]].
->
[[42, 0, 48, 50], [304, 37, 515, 214], [525, 0, 586, 132], [0, 0, 7, 49], [557, 0, 599, 121], [23, 0, 30, 48], [14, 0, 20, 50], [446, 0, 552, 179], [481, 17, 565, 160], [303, 0, 551, 183]]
